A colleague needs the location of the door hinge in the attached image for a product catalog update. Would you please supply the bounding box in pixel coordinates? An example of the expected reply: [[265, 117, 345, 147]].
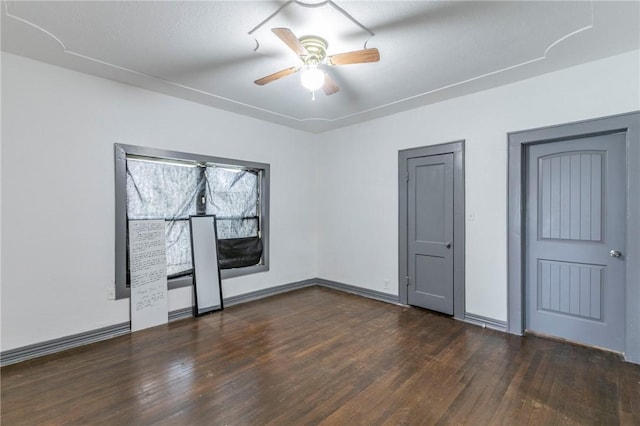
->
[[406, 276, 411, 286]]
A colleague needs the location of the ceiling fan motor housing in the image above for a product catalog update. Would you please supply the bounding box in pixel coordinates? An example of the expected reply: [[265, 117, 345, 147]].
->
[[299, 36, 328, 65]]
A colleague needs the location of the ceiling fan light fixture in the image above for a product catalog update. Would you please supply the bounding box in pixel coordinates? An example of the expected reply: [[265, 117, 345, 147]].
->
[[300, 66, 325, 92], [254, 28, 378, 98]]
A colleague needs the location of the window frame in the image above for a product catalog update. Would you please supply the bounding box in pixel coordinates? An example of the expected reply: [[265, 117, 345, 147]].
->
[[114, 143, 270, 300]]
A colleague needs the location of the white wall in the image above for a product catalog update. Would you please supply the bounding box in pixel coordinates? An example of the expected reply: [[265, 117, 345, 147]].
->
[[317, 50, 640, 322], [2, 49, 639, 353], [1, 53, 319, 351]]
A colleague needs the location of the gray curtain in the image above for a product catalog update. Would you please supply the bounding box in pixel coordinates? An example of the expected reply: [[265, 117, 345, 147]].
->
[[126, 159, 203, 276], [205, 166, 259, 239], [126, 159, 262, 276]]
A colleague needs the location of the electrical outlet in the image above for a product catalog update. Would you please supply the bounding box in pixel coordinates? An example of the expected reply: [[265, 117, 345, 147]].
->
[[383, 279, 391, 290], [107, 287, 116, 300]]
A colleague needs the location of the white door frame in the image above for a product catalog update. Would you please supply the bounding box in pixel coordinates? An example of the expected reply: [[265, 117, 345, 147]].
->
[[398, 141, 465, 319], [507, 112, 640, 363]]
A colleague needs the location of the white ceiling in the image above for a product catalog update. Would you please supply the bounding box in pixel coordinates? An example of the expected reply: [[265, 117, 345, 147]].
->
[[2, 1, 639, 133]]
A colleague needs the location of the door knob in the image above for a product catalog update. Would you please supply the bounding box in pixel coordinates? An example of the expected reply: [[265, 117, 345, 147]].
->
[[609, 250, 622, 258], [445, 241, 452, 249]]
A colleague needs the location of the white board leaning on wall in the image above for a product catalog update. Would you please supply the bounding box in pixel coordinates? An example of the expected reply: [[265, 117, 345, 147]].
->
[[128, 220, 168, 331]]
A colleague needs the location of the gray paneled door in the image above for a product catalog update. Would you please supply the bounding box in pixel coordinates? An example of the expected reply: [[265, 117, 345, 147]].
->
[[407, 153, 454, 314], [526, 133, 626, 351]]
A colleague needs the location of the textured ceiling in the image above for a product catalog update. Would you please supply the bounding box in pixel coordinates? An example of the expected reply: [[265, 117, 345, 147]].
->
[[2, 1, 639, 133]]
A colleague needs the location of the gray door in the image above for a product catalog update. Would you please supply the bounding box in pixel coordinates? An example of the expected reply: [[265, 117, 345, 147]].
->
[[407, 153, 454, 314], [526, 133, 626, 351]]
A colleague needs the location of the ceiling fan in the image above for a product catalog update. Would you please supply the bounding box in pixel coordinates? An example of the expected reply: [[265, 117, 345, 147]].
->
[[254, 28, 380, 97]]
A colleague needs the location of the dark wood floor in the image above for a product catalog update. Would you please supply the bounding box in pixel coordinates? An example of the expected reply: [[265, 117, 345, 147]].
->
[[2, 286, 639, 425]]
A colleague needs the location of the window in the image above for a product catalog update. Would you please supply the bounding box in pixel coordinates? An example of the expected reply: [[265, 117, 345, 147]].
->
[[114, 144, 270, 299]]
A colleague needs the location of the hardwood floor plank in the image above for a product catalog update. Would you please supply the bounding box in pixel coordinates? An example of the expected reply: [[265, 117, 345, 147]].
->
[[2, 286, 638, 425]]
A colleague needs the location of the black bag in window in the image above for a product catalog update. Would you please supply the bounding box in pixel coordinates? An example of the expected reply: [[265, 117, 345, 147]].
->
[[217, 237, 263, 269]]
